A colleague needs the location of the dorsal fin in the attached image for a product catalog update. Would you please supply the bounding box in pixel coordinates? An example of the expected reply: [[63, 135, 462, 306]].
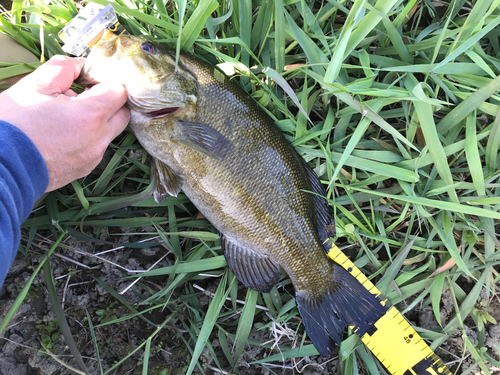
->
[[221, 234, 280, 293], [300, 158, 335, 241]]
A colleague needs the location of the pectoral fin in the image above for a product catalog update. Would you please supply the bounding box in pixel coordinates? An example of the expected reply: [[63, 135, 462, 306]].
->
[[171, 119, 232, 159], [221, 234, 280, 293], [151, 158, 184, 203]]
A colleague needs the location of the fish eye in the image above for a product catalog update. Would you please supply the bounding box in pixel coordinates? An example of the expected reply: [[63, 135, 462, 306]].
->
[[140, 42, 157, 55]]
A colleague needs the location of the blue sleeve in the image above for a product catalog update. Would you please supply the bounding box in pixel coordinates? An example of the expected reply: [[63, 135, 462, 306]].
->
[[0, 120, 49, 287]]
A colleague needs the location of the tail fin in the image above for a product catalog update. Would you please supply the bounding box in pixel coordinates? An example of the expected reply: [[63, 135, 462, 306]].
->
[[296, 263, 388, 356]]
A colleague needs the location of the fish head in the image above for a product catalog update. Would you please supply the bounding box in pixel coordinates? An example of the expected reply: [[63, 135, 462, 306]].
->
[[78, 30, 197, 119]]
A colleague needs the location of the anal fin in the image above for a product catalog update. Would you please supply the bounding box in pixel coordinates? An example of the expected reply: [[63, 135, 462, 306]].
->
[[151, 158, 184, 203], [221, 234, 280, 293]]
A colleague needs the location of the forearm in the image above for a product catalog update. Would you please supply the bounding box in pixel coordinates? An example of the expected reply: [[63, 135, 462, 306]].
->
[[0, 120, 49, 286]]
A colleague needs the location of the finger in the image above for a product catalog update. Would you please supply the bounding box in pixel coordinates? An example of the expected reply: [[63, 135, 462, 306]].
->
[[106, 106, 131, 141], [22, 55, 85, 95], [76, 81, 128, 121], [63, 89, 78, 97]]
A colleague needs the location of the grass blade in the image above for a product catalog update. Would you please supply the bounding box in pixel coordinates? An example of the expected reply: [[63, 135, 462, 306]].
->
[[85, 310, 103, 375], [0, 233, 64, 335], [180, 0, 218, 51], [133, 255, 226, 277], [232, 288, 258, 366], [345, 0, 399, 56], [485, 110, 500, 177], [413, 89, 459, 203], [464, 111, 486, 196], [142, 337, 152, 375], [436, 74, 500, 134], [345, 186, 500, 220], [285, 10, 327, 76], [43, 259, 88, 373], [186, 270, 232, 375], [274, 0, 285, 72]]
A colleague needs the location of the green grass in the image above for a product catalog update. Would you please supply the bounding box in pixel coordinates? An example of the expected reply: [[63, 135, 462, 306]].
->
[[1, 0, 500, 374]]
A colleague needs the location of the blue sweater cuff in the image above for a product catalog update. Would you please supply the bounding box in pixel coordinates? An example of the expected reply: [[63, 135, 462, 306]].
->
[[0, 120, 49, 286]]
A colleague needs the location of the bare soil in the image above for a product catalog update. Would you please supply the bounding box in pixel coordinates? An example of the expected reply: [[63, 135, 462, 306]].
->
[[0, 0, 12, 13]]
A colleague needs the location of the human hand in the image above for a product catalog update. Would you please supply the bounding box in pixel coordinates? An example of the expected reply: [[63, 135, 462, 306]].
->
[[0, 55, 131, 191]]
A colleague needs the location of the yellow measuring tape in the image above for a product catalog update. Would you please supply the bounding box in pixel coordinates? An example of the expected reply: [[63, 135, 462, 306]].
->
[[323, 238, 451, 375]]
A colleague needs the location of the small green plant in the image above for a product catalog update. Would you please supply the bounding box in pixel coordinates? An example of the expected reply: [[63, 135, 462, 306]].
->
[[151, 368, 168, 375], [95, 306, 118, 325], [36, 319, 61, 352], [472, 300, 498, 332]]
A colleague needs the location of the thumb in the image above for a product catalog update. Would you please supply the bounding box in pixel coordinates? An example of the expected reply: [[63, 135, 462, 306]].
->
[[76, 81, 131, 140], [21, 55, 85, 95]]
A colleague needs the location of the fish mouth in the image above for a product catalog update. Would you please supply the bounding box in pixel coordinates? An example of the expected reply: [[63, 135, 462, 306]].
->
[[145, 107, 181, 118]]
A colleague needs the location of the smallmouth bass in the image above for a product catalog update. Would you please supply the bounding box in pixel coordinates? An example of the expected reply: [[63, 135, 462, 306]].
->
[[78, 31, 385, 355]]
